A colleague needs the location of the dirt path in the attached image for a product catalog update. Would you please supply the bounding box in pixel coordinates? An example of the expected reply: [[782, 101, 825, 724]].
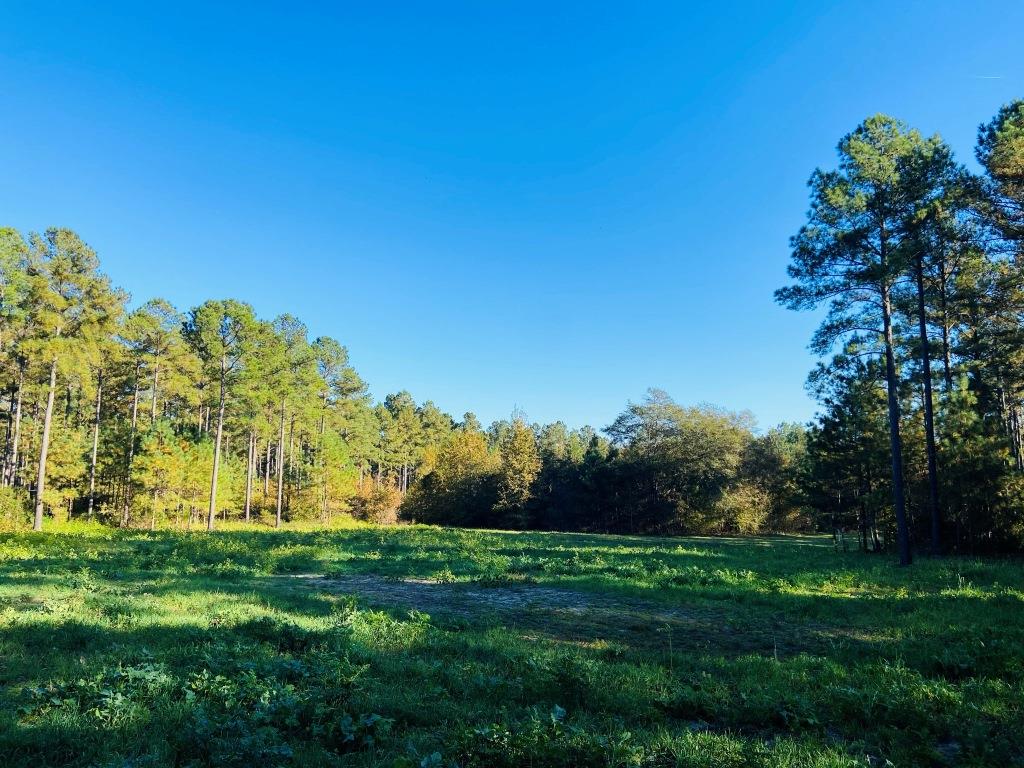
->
[[285, 573, 694, 620], [278, 573, 741, 651]]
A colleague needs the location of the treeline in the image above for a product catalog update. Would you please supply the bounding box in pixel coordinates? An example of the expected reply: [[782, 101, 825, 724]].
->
[[8, 98, 1021, 552], [781, 100, 1024, 560], [0, 227, 807, 535], [403, 393, 807, 535], [0, 233, 479, 531]]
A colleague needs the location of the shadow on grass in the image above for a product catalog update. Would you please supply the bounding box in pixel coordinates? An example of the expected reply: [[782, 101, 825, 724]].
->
[[3, 527, 1024, 767]]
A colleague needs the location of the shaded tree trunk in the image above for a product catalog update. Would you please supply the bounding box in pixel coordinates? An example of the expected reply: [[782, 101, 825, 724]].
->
[[33, 359, 58, 531], [276, 401, 285, 528], [882, 284, 912, 566], [287, 415, 294, 510], [264, 438, 271, 496], [151, 364, 160, 424], [243, 430, 254, 522], [6, 367, 24, 487], [87, 370, 103, 518], [122, 362, 141, 526], [207, 369, 226, 531], [914, 254, 941, 554], [1, 384, 13, 486], [938, 256, 953, 391], [319, 392, 328, 522]]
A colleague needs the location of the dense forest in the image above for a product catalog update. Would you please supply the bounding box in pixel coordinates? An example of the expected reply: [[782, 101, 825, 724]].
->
[[1, 99, 1022, 559]]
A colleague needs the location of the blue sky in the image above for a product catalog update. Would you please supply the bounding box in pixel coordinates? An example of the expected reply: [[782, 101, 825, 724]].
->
[[1, 2, 1021, 431]]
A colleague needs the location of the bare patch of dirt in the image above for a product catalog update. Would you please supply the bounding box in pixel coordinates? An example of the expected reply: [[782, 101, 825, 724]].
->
[[285, 574, 689, 620], [274, 574, 862, 656]]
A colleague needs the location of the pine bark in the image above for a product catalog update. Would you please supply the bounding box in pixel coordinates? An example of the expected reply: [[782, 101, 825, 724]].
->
[[243, 430, 254, 522], [319, 392, 328, 522], [6, 367, 23, 487], [914, 254, 942, 554], [276, 401, 285, 528], [122, 363, 141, 526], [264, 438, 271, 496], [151, 364, 160, 424], [33, 359, 58, 531], [87, 370, 103, 518], [207, 356, 227, 530], [882, 283, 912, 566], [938, 257, 954, 391], [2, 384, 13, 485]]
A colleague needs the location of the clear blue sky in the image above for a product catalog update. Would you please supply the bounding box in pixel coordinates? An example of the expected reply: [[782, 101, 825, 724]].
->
[[1, 3, 1021, 431]]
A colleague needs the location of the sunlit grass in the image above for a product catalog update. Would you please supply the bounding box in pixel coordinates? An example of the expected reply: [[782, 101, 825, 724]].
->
[[0, 524, 1021, 766]]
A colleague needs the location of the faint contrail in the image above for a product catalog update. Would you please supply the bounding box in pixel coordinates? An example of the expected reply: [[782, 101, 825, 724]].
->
[[972, 75, 1003, 79]]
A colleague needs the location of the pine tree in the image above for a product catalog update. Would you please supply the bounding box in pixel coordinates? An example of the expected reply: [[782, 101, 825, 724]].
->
[[777, 116, 948, 565], [22, 229, 124, 530], [183, 299, 258, 530]]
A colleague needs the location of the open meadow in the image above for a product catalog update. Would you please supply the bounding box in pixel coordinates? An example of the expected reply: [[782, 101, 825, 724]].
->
[[4, 6, 1024, 767], [0, 524, 1022, 767]]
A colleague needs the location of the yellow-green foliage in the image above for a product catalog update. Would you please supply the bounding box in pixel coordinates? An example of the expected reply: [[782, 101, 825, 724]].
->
[[0, 486, 29, 530]]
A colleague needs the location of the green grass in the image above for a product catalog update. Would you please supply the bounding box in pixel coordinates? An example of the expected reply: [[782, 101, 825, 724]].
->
[[1, 522, 1022, 767]]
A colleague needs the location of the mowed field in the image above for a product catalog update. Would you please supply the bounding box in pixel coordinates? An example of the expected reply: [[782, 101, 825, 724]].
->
[[0, 524, 1022, 767]]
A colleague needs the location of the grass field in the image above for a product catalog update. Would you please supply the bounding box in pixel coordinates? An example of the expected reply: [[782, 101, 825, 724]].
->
[[1, 523, 1022, 767]]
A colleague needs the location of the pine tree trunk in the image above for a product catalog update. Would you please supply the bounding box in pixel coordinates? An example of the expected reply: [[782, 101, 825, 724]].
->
[[914, 254, 942, 555], [207, 370, 227, 531], [287, 415, 294, 510], [33, 359, 58, 531], [264, 438, 271, 496], [319, 393, 327, 521], [2, 383, 13, 486], [276, 401, 285, 528], [151, 365, 160, 424], [244, 430, 254, 522], [882, 285, 912, 566], [122, 363, 141, 526], [938, 259, 953, 391], [87, 370, 103, 518], [1014, 404, 1024, 472], [7, 367, 24, 487]]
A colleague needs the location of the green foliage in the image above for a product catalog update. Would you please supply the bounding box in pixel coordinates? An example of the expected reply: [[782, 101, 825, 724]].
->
[[780, 105, 1024, 555], [494, 418, 541, 528], [2, 527, 1023, 766], [22, 228, 125, 376], [0, 485, 28, 528], [976, 99, 1024, 243], [405, 392, 803, 536], [401, 428, 498, 526], [2, 101, 1024, 559], [604, 390, 761, 534]]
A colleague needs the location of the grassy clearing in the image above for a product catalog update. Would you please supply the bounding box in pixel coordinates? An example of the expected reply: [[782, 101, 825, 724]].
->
[[0, 522, 1022, 767]]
